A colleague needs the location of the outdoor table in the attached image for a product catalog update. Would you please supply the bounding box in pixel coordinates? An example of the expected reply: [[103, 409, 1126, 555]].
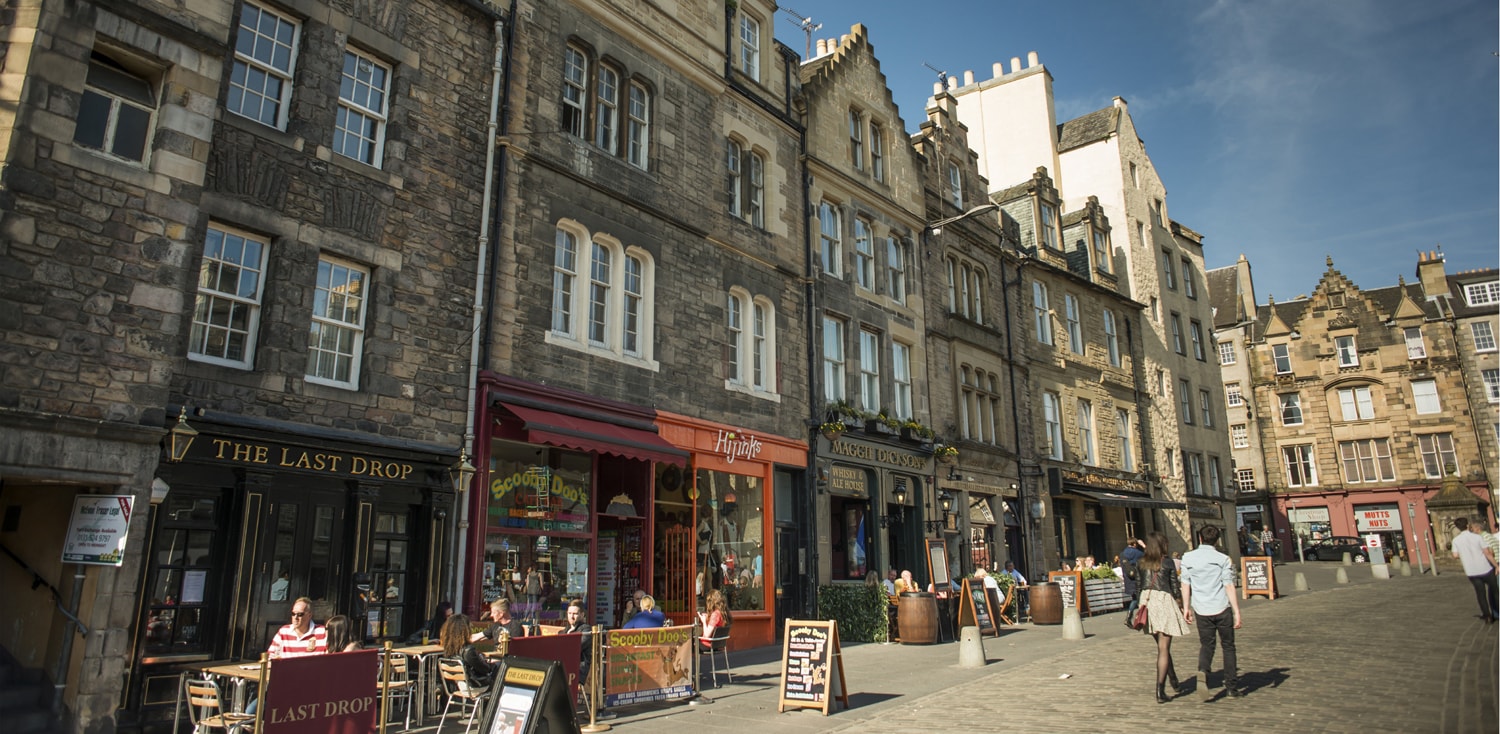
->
[[173, 658, 268, 732], [390, 643, 442, 722]]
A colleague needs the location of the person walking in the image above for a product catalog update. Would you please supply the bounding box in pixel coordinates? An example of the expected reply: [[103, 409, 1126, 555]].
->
[[1130, 531, 1191, 703], [1181, 525, 1244, 699], [1120, 538, 1145, 628], [1450, 517, 1499, 623]]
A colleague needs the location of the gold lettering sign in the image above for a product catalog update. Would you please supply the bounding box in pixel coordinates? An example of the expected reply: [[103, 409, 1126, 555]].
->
[[1061, 468, 1147, 494], [827, 440, 931, 469], [828, 465, 868, 498], [204, 438, 416, 482]]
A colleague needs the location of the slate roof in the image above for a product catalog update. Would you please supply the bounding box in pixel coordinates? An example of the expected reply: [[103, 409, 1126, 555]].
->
[[1447, 268, 1500, 318], [995, 180, 1032, 203], [1057, 107, 1119, 152], [1204, 265, 1240, 329]]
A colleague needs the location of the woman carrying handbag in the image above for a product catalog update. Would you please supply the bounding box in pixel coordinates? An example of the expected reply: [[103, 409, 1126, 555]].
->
[[1130, 531, 1192, 703]]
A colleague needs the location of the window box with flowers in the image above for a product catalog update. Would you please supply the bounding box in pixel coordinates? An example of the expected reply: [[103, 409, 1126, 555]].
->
[[865, 412, 900, 436], [899, 420, 935, 444]]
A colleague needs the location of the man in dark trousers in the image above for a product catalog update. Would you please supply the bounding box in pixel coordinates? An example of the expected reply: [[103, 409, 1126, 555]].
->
[[1181, 525, 1243, 698], [1120, 538, 1145, 627]]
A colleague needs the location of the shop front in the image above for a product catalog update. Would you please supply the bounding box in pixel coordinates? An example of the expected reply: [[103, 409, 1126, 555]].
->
[[653, 412, 807, 650], [132, 410, 455, 726], [1274, 486, 1468, 566], [467, 374, 688, 629], [1047, 467, 1182, 567], [819, 435, 931, 587]]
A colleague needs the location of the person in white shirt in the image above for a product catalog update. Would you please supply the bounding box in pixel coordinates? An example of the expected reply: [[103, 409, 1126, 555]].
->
[[882, 569, 897, 596], [1451, 517, 1498, 623], [1181, 526, 1244, 698]]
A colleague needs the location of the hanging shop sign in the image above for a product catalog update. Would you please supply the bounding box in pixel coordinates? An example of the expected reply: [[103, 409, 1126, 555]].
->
[[1354, 504, 1402, 532]]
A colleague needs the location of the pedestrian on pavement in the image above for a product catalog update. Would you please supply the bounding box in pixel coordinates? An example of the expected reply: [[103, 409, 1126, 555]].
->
[[1259, 526, 1275, 558], [1120, 538, 1146, 628], [1181, 525, 1244, 698], [1131, 531, 1190, 703], [1478, 517, 1500, 570], [1450, 517, 1499, 623]]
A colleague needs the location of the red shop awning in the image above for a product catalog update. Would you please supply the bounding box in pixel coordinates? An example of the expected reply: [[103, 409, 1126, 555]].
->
[[496, 401, 688, 466]]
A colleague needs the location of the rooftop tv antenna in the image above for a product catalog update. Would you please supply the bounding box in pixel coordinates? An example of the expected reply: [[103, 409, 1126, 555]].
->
[[923, 61, 949, 91], [780, 7, 822, 59]]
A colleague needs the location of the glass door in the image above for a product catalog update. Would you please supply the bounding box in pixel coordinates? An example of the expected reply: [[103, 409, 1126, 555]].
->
[[245, 488, 344, 656]]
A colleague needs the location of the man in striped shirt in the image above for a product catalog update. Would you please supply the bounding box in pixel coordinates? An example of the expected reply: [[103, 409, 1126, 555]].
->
[[267, 597, 327, 658]]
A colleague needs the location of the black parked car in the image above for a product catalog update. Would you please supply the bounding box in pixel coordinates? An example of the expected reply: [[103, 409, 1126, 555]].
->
[[1305, 536, 1369, 562]]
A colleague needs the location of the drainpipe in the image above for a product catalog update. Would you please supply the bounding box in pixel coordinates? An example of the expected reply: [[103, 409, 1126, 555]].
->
[[799, 117, 819, 619], [454, 14, 509, 609]]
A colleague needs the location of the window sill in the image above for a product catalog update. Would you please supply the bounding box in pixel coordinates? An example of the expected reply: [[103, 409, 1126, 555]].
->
[[317, 145, 405, 190], [544, 331, 659, 372], [53, 145, 173, 194], [723, 381, 781, 403]]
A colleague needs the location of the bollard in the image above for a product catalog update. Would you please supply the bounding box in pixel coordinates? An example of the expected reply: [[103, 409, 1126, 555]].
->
[[1342, 551, 1353, 566], [1335, 567, 1349, 584], [1061, 607, 1084, 641], [957, 626, 987, 668], [1400, 561, 1412, 577], [1293, 572, 1308, 591]]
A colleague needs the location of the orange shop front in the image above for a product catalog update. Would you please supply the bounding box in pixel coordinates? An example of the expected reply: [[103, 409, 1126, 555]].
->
[[653, 411, 807, 651]]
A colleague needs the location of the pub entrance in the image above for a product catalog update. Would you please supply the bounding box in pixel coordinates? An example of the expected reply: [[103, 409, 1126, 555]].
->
[[244, 487, 345, 656]]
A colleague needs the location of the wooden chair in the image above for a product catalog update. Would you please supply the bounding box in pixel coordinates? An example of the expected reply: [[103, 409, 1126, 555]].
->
[[378, 651, 416, 731], [436, 657, 490, 734], [995, 585, 1016, 626], [182, 676, 254, 734]]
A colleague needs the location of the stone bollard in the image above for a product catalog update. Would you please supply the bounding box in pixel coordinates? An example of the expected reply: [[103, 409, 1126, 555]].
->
[[1335, 567, 1349, 584], [957, 626, 987, 668], [1400, 561, 1412, 577], [1293, 572, 1308, 591], [1342, 551, 1353, 566], [1061, 607, 1085, 641]]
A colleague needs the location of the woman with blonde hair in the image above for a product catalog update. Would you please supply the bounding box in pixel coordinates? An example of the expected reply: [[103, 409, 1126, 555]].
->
[[622, 594, 666, 628], [1131, 531, 1192, 703]]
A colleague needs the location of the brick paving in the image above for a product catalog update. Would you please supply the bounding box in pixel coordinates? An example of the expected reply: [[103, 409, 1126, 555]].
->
[[407, 562, 1497, 733]]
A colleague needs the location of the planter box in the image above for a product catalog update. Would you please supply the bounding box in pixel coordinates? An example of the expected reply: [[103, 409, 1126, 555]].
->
[[1082, 578, 1127, 614], [864, 420, 896, 436]]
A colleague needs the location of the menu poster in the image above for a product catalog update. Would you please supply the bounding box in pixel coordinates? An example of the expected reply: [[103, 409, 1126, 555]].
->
[[1241, 556, 1276, 600], [956, 578, 997, 637], [777, 619, 848, 715], [478, 658, 576, 734], [1048, 571, 1082, 610], [180, 570, 207, 604], [602, 625, 694, 707]]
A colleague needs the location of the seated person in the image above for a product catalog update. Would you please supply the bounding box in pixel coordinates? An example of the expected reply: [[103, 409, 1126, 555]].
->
[[563, 600, 594, 692], [893, 569, 919, 594], [324, 614, 361, 652], [408, 601, 453, 644], [621, 594, 666, 629], [473, 598, 526, 642], [699, 590, 732, 646], [442, 614, 497, 688]]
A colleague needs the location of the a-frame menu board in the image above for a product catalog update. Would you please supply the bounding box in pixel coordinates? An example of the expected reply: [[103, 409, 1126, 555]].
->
[[956, 577, 998, 637], [777, 619, 849, 715]]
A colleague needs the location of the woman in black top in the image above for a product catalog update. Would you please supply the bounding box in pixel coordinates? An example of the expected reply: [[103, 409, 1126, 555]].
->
[[441, 614, 496, 688], [1130, 531, 1192, 703]]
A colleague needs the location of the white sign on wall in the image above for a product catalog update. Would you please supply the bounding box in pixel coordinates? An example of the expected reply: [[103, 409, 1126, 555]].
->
[[1355, 504, 1402, 532], [62, 495, 134, 566]]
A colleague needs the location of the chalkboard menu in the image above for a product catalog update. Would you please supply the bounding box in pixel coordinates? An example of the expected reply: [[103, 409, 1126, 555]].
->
[[1241, 556, 1276, 599], [926, 538, 949, 590], [1048, 571, 1082, 610], [777, 619, 848, 715], [956, 578, 997, 636]]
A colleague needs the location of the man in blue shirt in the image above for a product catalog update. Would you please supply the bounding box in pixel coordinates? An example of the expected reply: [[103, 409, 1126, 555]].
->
[[1180, 525, 1244, 698]]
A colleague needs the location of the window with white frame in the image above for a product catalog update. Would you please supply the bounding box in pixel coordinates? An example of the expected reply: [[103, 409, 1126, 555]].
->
[[726, 139, 764, 227], [961, 367, 1000, 444], [1483, 368, 1499, 403], [944, 259, 957, 312], [561, 46, 587, 138], [822, 316, 845, 403], [1078, 399, 1095, 465], [190, 224, 269, 368], [1092, 230, 1110, 273], [1226, 383, 1243, 407], [869, 124, 884, 182], [333, 48, 390, 166], [848, 109, 864, 170], [1039, 203, 1059, 250], [1339, 438, 1394, 483], [594, 65, 620, 154], [1033, 281, 1052, 344], [1164, 448, 1175, 477], [1200, 389, 1214, 427], [1185, 453, 1203, 495], [1411, 379, 1440, 414], [1182, 258, 1197, 299], [947, 161, 962, 208], [1279, 393, 1302, 425], [726, 140, 743, 218], [228, 2, 299, 128], [1152, 199, 1164, 226], [969, 267, 983, 324], [1190, 320, 1206, 360], [1404, 327, 1426, 359], [1272, 343, 1292, 374], [548, 224, 653, 363], [627, 82, 650, 169], [737, 13, 760, 81], [726, 291, 776, 393], [1337, 386, 1375, 421], [1161, 249, 1176, 289], [1416, 433, 1457, 478], [1065, 294, 1083, 354], [1464, 281, 1500, 306], [1117, 409, 1134, 471], [1180, 379, 1193, 424], [887, 237, 906, 303], [1283, 444, 1317, 487], [1208, 458, 1222, 497], [1472, 321, 1497, 352], [854, 219, 875, 290], [1335, 335, 1358, 367], [306, 257, 368, 387], [859, 329, 880, 413], [726, 293, 743, 384], [1219, 340, 1237, 365], [1043, 392, 1062, 459], [1231, 424, 1248, 449], [74, 51, 156, 163], [751, 298, 772, 391], [892, 342, 912, 420], [1103, 309, 1120, 366], [1236, 468, 1256, 492], [819, 201, 842, 276], [1170, 313, 1185, 354]]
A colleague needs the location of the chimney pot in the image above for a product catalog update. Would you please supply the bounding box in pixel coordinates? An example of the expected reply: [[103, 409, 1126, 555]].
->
[[816, 39, 826, 55], [993, 62, 1005, 78], [1027, 51, 1039, 67], [963, 70, 975, 86], [933, 81, 944, 96], [947, 76, 958, 90], [1010, 56, 1022, 73]]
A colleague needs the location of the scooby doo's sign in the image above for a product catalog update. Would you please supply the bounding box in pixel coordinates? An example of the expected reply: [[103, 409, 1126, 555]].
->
[[603, 624, 695, 707]]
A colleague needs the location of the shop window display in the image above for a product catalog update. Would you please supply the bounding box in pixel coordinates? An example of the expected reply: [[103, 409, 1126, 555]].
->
[[695, 469, 766, 612], [483, 442, 594, 625]]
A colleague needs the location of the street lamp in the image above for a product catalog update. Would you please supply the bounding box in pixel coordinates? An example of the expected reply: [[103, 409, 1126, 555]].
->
[[926, 203, 1000, 234]]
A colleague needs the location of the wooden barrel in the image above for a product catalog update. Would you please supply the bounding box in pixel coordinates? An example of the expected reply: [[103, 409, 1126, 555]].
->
[[1030, 582, 1063, 625], [897, 592, 938, 644]]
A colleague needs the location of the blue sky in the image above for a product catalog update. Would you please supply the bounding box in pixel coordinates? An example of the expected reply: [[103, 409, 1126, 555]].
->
[[774, 0, 1498, 302]]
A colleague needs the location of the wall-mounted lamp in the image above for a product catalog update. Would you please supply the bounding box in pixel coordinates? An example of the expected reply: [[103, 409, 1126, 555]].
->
[[925, 489, 955, 534], [894, 484, 909, 505], [165, 407, 198, 463], [450, 451, 477, 493], [939, 490, 954, 514], [150, 477, 171, 506]]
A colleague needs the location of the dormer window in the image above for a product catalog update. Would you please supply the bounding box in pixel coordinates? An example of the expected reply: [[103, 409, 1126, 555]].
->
[[1039, 203, 1059, 250], [1464, 281, 1500, 306]]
